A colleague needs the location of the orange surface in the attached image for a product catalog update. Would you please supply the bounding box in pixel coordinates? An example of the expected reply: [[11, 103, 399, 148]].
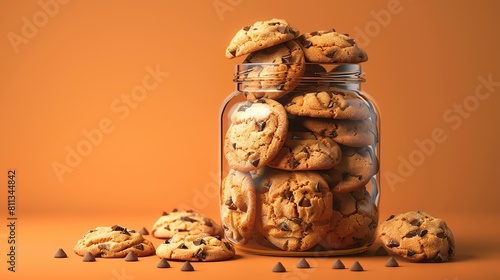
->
[[1, 0, 500, 279]]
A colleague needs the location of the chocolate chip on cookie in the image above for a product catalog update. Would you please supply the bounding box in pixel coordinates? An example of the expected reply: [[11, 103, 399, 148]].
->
[[152, 209, 223, 239], [377, 211, 455, 262]]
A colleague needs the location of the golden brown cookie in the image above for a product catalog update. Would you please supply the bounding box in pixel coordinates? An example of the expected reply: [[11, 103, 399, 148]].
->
[[220, 169, 256, 244], [301, 118, 377, 147], [226, 18, 299, 59], [377, 211, 455, 262], [156, 233, 235, 261], [152, 209, 223, 239], [73, 225, 156, 258], [256, 169, 333, 251], [224, 99, 288, 172]]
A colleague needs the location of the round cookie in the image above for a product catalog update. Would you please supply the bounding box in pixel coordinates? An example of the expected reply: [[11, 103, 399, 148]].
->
[[225, 18, 299, 59], [322, 146, 378, 193], [74, 225, 156, 258], [320, 187, 378, 250], [256, 169, 333, 251], [224, 99, 288, 172], [152, 209, 223, 239], [284, 87, 371, 120], [301, 118, 377, 147], [267, 131, 342, 170], [377, 211, 455, 262], [220, 169, 256, 244], [156, 233, 235, 261], [240, 40, 305, 101], [296, 29, 368, 63]]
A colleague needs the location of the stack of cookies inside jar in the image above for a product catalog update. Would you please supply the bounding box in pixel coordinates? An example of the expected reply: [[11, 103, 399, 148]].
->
[[220, 18, 380, 255]]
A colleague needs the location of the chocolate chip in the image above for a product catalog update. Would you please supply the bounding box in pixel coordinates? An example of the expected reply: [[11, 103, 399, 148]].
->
[[330, 130, 338, 138], [375, 246, 388, 256], [433, 253, 444, 262], [277, 25, 288, 34], [279, 222, 292, 231], [164, 239, 171, 244], [347, 38, 356, 45], [314, 182, 322, 192], [277, 83, 285, 90], [332, 259, 345, 269], [284, 190, 294, 201], [157, 258, 170, 268], [125, 251, 138, 262], [251, 158, 260, 167], [407, 250, 416, 257], [121, 229, 131, 236], [133, 244, 144, 251], [111, 225, 126, 232], [409, 219, 422, 226], [388, 239, 400, 248], [272, 262, 286, 272], [349, 261, 363, 271], [181, 216, 198, 223], [310, 31, 320, 36], [343, 33, 350, 37], [302, 40, 312, 48], [54, 248, 67, 258], [448, 246, 454, 257], [299, 198, 312, 207], [162, 211, 168, 216], [82, 252, 96, 262], [180, 261, 195, 271], [224, 241, 233, 250], [419, 229, 428, 237], [256, 121, 266, 131], [232, 142, 236, 149], [436, 232, 447, 239], [296, 258, 310, 268], [205, 219, 213, 227], [238, 103, 251, 112], [327, 28, 336, 33], [242, 26, 250, 31], [292, 158, 300, 169], [229, 49, 237, 57], [282, 54, 292, 64], [327, 100, 335, 108], [178, 243, 188, 249], [261, 181, 271, 193], [194, 248, 206, 261], [386, 215, 395, 221], [404, 230, 418, 238], [177, 229, 189, 232], [385, 257, 399, 267], [139, 227, 149, 235], [290, 218, 302, 224], [172, 208, 178, 212], [193, 239, 206, 246]]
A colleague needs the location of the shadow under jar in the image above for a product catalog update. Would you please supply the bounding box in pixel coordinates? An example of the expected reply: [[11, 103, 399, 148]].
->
[[219, 63, 380, 256]]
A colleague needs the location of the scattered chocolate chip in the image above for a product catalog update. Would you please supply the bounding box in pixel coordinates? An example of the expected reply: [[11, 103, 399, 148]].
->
[[350, 261, 363, 271], [385, 257, 399, 267], [242, 26, 250, 31], [82, 252, 96, 262], [172, 208, 178, 212], [181, 216, 198, 223], [332, 259, 345, 269], [419, 229, 428, 237], [404, 230, 418, 238], [162, 211, 168, 216], [139, 227, 149, 235], [409, 219, 422, 226], [157, 258, 170, 268], [54, 248, 67, 258], [125, 251, 138, 262], [251, 158, 260, 167], [256, 121, 266, 131], [279, 222, 292, 231], [296, 258, 310, 268], [388, 239, 400, 248], [180, 261, 195, 271], [111, 225, 126, 232], [407, 250, 416, 257], [272, 262, 286, 272], [193, 239, 206, 246], [299, 197, 312, 207], [386, 214, 395, 221], [375, 246, 389, 256], [133, 244, 144, 251]]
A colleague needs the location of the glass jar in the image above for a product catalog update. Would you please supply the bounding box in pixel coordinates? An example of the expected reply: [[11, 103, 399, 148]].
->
[[219, 63, 380, 256]]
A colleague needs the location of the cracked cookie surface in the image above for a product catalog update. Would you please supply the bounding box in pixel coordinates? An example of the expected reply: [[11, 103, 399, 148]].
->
[[226, 18, 299, 59], [156, 233, 235, 261], [256, 169, 333, 251], [296, 29, 368, 63], [152, 209, 223, 239], [220, 169, 256, 244], [320, 187, 378, 249], [224, 99, 288, 172], [267, 131, 342, 170], [377, 211, 455, 262], [74, 225, 156, 258]]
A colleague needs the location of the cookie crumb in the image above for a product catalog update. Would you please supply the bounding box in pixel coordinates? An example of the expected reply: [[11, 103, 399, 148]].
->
[[272, 262, 286, 272], [82, 252, 96, 262], [157, 258, 170, 268], [385, 257, 399, 267], [180, 261, 194, 271], [54, 248, 67, 258], [139, 227, 149, 235], [332, 259, 345, 269], [125, 251, 138, 262], [296, 258, 310, 268], [375, 245, 389, 256], [350, 261, 363, 271]]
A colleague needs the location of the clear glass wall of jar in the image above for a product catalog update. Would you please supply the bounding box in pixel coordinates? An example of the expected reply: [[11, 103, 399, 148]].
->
[[219, 63, 380, 256]]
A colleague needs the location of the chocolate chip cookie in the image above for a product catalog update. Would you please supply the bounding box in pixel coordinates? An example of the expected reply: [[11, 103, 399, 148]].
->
[[284, 87, 371, 120], [256, 169, 333, 251], [239, 40, 305, 101], [220, 169, 256, 244], [296, 29, 368, 63], [320, 187, 378, 250], [74, 225, 156, 258], [156, 233, 235, 261], [301, 118, 377, 147], [267, 131, 342, 170], [377, 211, 455, 262], [226, 18, 299, 59], [224, 99, 288, 172], [152, 209, 223, 239], [322, 146, 378, 193]]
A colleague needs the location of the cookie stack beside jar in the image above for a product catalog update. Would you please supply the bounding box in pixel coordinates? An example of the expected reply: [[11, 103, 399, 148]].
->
[[219, 18, 380, 256]]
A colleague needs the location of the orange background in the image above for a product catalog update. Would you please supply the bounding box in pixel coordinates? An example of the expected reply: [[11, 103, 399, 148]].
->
[[1, 0, 499, 279]]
